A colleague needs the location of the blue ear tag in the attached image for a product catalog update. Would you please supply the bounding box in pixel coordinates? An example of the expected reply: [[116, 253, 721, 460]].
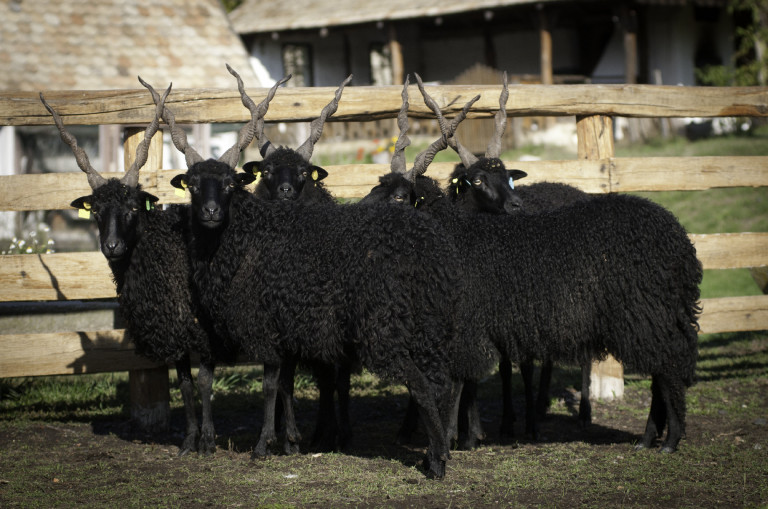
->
[[509, 177, 515, 189]]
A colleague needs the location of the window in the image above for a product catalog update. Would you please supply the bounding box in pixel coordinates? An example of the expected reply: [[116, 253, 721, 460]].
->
[[282, 44, 312, 86], [370, 43, 393, 86]]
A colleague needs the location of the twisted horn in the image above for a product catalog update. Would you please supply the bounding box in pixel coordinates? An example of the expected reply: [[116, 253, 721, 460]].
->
[[139, 76, 205, 168], [390, 75, 410, 177], [122, 83, 172, 188], [412, 74, 479, 177], [295, 74, 353, 161], [220, 64, 290, 168], [416, 76, 478, 169], [253, 74, 292, 158], [485, 71, 508, 159], [40, 93, 108, 190]]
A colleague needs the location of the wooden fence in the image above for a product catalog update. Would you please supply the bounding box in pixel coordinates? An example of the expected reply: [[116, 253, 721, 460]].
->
[[1, 83, 767, 426]]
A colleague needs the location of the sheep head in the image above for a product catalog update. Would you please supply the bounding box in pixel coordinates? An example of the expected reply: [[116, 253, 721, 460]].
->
[[142, 66, 279, 228], [171, 160, 254, 230], [362, 75, 474, 209], [41, 84, 169, 261], [421, 71, 527, 214], [243, 75, 352, 202]]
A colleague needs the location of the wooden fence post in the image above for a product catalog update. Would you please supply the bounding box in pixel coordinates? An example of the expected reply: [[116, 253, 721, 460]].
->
[[124, 126, 170, 432], [576, 114, 625, 401]]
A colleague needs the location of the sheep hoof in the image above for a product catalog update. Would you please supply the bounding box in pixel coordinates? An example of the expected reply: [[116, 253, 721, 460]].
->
[[283, 441, 300, 455], [178, 434, 197, 457], [634, 442, 650, 451], [423, 456, 446, 480], [659, 445, 677, 454]]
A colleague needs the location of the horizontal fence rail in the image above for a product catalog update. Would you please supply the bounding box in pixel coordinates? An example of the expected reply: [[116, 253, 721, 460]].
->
[[3, 85, 768, 126], [1, 83, 766, 383]]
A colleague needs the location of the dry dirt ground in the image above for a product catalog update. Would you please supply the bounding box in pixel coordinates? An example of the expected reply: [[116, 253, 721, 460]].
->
[[1, 358, 767, 508]]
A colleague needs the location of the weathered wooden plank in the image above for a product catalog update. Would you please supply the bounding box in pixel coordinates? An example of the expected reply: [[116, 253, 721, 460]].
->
[[6, 155, 768, 211], [4, 85, 768, 126], [0, 329, 163, 378], [0, 252, 115, 302], [691, 233, 768, 270], [611, 156, 768, 192], [698, 295, 768, 334], [1, 295, 764, 378], [1, 235, 765, 305]]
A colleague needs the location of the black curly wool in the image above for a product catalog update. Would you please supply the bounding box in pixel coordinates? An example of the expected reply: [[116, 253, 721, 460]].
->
[[83, 178, 227, 457], [365, 170, 701, 452], [182, 160, 497, 478], [88, 180, 216, 365]]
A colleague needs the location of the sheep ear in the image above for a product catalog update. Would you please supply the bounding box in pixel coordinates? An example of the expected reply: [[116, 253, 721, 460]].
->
[[242, 160, 260, 176], [170, 174, 187, 190], [70, 196, 93, 210], [508, 169, 528, 181], [235, 172, 257, 186], [141, 192, 159, 204], [309, 166, 328, 182]]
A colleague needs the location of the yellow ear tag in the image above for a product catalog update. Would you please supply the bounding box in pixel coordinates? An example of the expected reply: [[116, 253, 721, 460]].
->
[[79, 202, 91, 219], [254, 172, 262, 185], [311, 170, 319, 181], [175, 180, 187, 198]]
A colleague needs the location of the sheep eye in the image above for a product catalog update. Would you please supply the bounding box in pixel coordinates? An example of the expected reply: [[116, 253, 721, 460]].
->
[[393, 194, 405, 203], [302, 171, 308, 177], [472, 178, 482, 186]]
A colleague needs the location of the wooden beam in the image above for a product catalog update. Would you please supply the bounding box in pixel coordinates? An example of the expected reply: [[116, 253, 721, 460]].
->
[[5, 85, 768, 126], [576, 113, 623, 400], [388, 25, 404, 86], [122, 126, 170, 433], [698, 295, 768, 334], [4, 155, 765, 210], [0, 252, 115, 302], [690, 233, 768, 270], [0, 330, 163, 378], [539, 7, 553, 86]]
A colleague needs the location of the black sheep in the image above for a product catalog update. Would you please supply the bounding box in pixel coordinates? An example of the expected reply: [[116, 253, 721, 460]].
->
[[240, 76, 350, 205], [41, 85, 227, 456], [142, 66, 305, 457], [155, 82, 496, 479], [364, 75, 702, 454], [173, 159, 498, 478], [243, 75, 356, 453]]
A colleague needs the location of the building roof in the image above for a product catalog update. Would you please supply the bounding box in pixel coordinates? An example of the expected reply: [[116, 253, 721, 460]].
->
[[0, 0, 260, 91], [230, 0, 561, 34], [230, 0, 729, 34]]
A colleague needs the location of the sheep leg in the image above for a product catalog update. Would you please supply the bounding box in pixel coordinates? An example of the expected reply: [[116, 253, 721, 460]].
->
[[636, 375, 668, 450], [498, 355, 517, 438], [278, 357, 301, 455], [659, 375, 686, 453], [274, 356, 296, 435], [335, 363, 353, 451], [578, 363, 592, 427], [311, 362, 339, 452], [253, 362, 281, 458], [536, 359, 553, 418], [174, 354, 199, 457], [444, 380, 464, 447], [404, 364, 449, 480], [457, 380, 485, 450], [197, 359, 217, 456], [520, 360, 539, 440]]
